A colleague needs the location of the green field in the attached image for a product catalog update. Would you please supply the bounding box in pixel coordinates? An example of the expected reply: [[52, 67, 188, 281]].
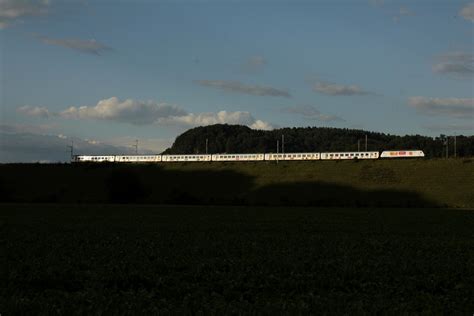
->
[[1, 159, 473, 207], [2, 204, 474, 314]]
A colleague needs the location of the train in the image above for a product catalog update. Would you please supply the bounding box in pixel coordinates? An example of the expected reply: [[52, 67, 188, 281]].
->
[[72, 150, 425, 163]]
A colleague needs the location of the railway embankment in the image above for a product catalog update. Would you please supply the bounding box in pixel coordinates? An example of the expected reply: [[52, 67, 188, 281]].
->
[[0, 159, 472, 208]]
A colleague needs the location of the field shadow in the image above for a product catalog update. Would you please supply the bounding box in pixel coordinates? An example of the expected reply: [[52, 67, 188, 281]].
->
[[0, 163, 440, 207], [249, 181, 439, 207]]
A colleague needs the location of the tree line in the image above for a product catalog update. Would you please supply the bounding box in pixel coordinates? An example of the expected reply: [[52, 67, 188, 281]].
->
[[162, 124, 474, 158]]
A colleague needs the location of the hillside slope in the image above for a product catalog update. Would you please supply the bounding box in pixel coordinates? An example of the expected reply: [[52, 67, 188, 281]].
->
[[1, 159, 473, 207]]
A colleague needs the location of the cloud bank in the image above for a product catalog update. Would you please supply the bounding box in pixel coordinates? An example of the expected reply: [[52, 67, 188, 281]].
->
[[17, 97, 274, 130], [0, 0, 50, 29], [460, 2, 474, 22], [59, 97, 186, 125], [312, 81, 373, 96], [432, 51, 473, 78], [159, 110, 274, 130], [408, 97, 474, 118], [194, 80, 290, 98], [282, 105, 345, 122], [0, 124, 156, 163], [17, 105, 50, 118], [36, 35, 112, 55]]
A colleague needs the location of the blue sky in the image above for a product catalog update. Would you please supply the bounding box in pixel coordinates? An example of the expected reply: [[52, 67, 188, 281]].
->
[[1, 0, 473, 161]]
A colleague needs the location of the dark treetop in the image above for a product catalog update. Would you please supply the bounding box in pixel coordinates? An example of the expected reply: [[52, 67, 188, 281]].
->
[[163, 124, 474, 158]]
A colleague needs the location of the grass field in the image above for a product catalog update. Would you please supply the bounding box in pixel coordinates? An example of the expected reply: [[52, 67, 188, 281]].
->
[[2, 204, 474, 314], [1, 159, 473, 207]]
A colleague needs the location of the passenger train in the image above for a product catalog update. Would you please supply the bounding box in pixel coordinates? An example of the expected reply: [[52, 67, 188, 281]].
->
[[72, 150, 424, 163]]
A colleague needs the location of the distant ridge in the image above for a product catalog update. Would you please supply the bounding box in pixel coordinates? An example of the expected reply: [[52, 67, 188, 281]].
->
[[162, 124, 474, 158]]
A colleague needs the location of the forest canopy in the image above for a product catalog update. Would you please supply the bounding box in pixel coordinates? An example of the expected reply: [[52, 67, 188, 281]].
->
[[163, 125, 473, 158]]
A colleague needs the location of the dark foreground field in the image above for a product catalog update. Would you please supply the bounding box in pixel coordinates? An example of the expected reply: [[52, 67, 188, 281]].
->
[[2, 204, 473, 314]]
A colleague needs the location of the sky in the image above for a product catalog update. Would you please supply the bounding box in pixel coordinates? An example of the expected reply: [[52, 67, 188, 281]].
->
[[0, 0, 473, 162]]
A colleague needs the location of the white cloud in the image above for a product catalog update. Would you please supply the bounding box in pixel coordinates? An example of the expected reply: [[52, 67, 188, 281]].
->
[[36, 35, 112, 55], [160, 110, 274, 130], [312, 81, 373, 96], [250, 120, 273, 130], [282, 105, 345, 122], [0, 0, 50, 29], [432, 51, 473, 78], [17, 105, 50, 118], [460, 2, 474, 22], [194, 80, 291, 98], [408, 97, 474, 118], [17, 97, 275, 130], [59, 97, 187, 125]]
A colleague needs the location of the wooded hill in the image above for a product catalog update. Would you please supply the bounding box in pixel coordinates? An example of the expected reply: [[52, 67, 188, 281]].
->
[[162, 124, 474, 158]]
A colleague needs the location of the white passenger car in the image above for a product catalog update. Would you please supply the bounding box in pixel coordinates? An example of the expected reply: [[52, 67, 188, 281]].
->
[[380, 150, 425, 158], [73, 155, 116, 162], [115, 155, 162, 163], [211, 153, 264, 161], [320, 151, 379, 160], [264, 153, 320, 161], [161, 154, 211, 162]]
